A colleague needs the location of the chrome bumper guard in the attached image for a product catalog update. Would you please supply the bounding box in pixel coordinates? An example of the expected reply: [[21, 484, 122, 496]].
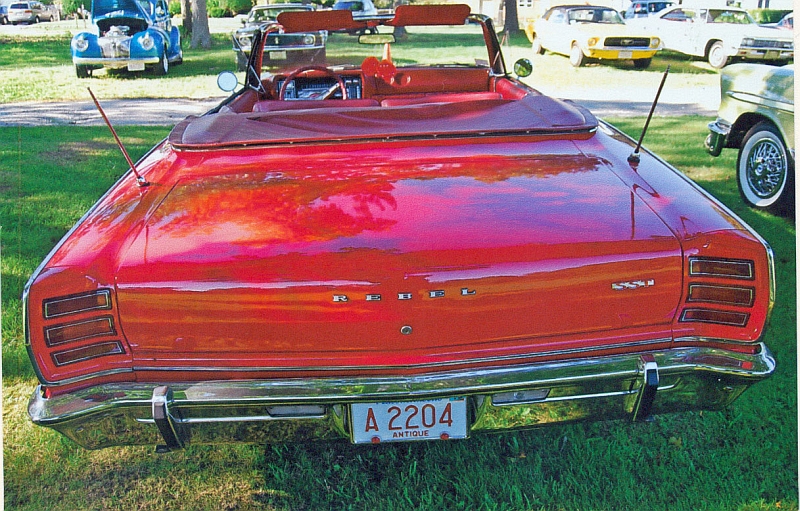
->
[[28, 344, 775, 450], [705, 119, 732, 157]]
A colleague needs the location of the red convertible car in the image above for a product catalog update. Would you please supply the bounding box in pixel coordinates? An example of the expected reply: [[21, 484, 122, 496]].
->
[[26, 5, 775, 450]]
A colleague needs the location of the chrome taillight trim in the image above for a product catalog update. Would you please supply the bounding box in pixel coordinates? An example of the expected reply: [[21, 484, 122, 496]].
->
[[43, 290, 112, 319], [45, 316, 116, 347], [679, 308, 750, 327], [51, 341, 125, 367], [688, 257, 754, 280], [687, 284, 755, 307]]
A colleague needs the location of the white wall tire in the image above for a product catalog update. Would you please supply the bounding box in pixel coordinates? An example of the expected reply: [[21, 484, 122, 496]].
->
[[707, 41, 728, 69], [737, 122, 794, 214]]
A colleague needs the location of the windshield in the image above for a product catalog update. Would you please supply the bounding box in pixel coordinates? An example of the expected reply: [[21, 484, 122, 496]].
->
[[262, 22, 492, 71], [568, 8, 624, 24], [250, 6, 308, 23], [93, 0, 147, 16]]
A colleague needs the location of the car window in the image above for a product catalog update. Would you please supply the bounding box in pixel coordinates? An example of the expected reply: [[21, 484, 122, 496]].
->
[[252, 7, 307, 22], [334, 1, 364, 11], [662, 8, 694, 22], [708, 9, 755, 24], [650, 2, 672, 13], [567, 7, 622, 24], [10, 3, 28, 8], [94, 0, 146, 16], [548, 9, 566, 23]]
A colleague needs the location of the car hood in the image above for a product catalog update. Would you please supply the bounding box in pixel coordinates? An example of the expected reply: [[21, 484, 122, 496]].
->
[[573, 22, 655, 37], [111, 140, 684, 368]]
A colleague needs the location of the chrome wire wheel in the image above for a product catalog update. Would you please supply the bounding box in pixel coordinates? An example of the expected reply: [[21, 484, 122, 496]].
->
[[737, 122, 794, 214]]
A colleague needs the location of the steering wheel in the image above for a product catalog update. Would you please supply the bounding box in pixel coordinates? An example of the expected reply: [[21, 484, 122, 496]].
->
[[278, 65, 348, 101]]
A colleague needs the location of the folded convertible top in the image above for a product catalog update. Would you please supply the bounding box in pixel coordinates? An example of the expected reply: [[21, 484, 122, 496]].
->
[[169, 95, 598, 149]]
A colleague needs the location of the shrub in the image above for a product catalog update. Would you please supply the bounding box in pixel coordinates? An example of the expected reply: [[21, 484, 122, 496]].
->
[[219, 0, 252, 15], [169, 0, 181, 16], [748, 8, 791, 23], [61, 0, 89, 17]]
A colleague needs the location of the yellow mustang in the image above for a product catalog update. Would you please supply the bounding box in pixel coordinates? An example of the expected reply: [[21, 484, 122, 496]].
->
[[526, 4, 661, 68]]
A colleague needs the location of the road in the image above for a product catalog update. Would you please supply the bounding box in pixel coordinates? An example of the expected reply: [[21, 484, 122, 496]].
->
[[0, 87, 718, 127]]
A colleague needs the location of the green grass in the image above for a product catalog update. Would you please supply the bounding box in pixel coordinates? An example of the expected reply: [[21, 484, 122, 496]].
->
[[2, 118, 796, 510]]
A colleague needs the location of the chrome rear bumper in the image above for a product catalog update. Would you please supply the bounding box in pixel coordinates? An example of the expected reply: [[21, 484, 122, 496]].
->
[[28, 344, 775, 450]]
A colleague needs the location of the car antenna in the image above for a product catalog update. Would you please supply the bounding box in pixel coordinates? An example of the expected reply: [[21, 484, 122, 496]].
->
[[628, 65, 669, 164], [87, 87, 150, 187]]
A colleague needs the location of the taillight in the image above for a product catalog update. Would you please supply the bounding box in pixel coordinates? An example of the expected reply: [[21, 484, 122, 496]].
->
[[679, 308, 749, 327], [45, 316, 115, 346], [688, 258, 753, 279], [52, 341, 125, 366], [43, 290, 111, 318], [39, 289, 126, 367], [680, 257, 756, 328], [687, 284, 754, 307]]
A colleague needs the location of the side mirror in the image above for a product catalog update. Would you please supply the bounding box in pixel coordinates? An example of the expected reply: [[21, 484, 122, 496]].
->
[[513, 58, 533, 78], [217, 71, 240, 92], [358, 33, 396, 45]]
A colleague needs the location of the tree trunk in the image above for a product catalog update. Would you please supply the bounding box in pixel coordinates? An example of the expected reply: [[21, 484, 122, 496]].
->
[[181, 0, 192, 38], [190, 0, 211, 49], [392, 0, 407, 40], [502, 0, 519, 35]]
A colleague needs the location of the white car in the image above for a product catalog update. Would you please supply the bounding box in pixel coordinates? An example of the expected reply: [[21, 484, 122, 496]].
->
[[527, 5, 661, 68], [632, 6, 793, 68]]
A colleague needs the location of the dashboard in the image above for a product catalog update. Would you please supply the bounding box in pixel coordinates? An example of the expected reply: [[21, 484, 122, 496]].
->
[[276, 75, 364, 100]]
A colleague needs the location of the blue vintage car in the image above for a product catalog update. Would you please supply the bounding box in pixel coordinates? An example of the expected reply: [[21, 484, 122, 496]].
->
[[71, 0, 182, 78]]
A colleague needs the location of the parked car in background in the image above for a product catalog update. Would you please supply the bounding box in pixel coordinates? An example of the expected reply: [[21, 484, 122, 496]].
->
[[8, 1, 55, 23], [622, 0, 673, 19], [764, 12, 792, 31], [526, 5, 662, 68], [26, 5, 776, 451], [71, 0, 182, 78], [706, 63, 794, 214], [233, 4, 326, 71], [631, 6, 793, 68], [43, 2, 59, 20], [0, 3, 9, 24], [332, 0, 377, 18]]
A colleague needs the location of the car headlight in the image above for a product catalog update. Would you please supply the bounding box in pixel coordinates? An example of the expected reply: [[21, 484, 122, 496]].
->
[[587, 37, 599, 47], [140, 32, 154, 51], [741, 37, 755, 47], [303, 34, 315, 45], [72, 35, 89, 52], [237, 34, 252, 49], [650, 38, 660, 48]]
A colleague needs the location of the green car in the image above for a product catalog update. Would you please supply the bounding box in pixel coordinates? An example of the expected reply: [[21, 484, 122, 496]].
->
[[706, 63, 794, 214]]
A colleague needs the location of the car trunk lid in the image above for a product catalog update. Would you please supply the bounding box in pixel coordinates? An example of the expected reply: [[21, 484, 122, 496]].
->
[[115, 142, 683, 370]]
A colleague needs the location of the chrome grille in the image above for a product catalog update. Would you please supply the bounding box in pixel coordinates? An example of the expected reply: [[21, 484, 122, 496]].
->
[[604, 37, 650, 47], [98, 37, 131, 58]]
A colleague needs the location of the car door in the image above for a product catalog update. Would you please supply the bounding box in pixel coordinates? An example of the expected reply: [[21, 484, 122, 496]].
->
[[656, 7, 697, 54]]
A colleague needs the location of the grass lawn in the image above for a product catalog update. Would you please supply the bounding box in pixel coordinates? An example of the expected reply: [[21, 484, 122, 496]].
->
[[1, 117, 796, 510]]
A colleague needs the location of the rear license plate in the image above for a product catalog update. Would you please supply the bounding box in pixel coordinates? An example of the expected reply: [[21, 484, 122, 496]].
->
[[618, 51, 633, 59], [351, 397, 468, 444], [269, 51, 287, 60], [127, 61, 145, 71]]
